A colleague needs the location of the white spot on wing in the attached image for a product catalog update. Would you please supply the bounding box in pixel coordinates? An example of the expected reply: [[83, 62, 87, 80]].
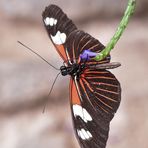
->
[[83, 108, 92, 121], [81, 128, 89, 139], [73, 104, 92, 123], [77, 129, 93, 140], [86, 130, 93, 138], [73, 104, 83, 119], [54, 19, 57, 25], [51, 31, 66, 45], [77, 129, 85, 140], [44, 17, 57, 26]]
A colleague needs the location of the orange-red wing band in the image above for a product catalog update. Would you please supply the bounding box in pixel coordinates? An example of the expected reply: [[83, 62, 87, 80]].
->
[[55, 45, 67, 62], [70, 78, 81, 105]]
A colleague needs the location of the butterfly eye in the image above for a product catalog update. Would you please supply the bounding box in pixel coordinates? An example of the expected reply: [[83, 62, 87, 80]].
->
[[60, 66, 68, 76]]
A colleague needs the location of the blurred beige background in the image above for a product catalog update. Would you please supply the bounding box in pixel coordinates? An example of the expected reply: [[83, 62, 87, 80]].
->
[[0, 0, 148, 148]]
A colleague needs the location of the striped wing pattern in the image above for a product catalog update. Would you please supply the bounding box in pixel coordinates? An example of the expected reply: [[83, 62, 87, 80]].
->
[[70, 69, 121, 148], [66, 30, 110, 65], [70, 78, 109, 148], [80, 69, 121, 119], [67, 31, 121, 148]]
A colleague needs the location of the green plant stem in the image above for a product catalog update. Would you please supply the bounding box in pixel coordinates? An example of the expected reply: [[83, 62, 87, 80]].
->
[[94, 0, 136, 61]]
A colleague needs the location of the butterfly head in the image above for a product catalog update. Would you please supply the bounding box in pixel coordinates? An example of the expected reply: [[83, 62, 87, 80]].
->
[[60, 65, 68, 76]]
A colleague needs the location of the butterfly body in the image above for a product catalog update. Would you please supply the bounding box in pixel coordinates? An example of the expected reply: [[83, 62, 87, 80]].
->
[[60, 62, 85, 78], [42, 4, 121, 148]]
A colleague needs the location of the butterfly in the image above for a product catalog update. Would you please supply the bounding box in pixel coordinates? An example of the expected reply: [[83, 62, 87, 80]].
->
[[42, 4, 121, 148]]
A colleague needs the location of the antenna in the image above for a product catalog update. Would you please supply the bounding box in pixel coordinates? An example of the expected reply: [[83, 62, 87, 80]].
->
[[42, 72, 61, 113], [17, 41, 59, 70]]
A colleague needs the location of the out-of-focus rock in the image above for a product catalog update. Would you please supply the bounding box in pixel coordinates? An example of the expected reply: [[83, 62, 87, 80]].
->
[[0, 107, 75, 148], [0, 60, 69, 112]]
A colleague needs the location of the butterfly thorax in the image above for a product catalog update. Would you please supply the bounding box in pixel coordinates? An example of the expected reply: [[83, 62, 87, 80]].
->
[[60, 63, 85, 78]]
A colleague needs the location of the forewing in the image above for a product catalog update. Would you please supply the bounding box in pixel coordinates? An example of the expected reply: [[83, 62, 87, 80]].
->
[[66, 30, 110, 65], [70, 70, 121, 148], [42, 4, 77, 62], [42, 5, 110, 65]]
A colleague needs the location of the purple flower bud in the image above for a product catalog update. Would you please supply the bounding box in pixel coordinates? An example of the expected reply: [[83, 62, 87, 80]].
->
[[80, 50, 97, 61]]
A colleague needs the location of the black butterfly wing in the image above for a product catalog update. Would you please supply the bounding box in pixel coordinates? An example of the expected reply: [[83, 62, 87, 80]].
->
[[70, 70, 121, 148], [66, 30, 110, 65], [42, 5, 110, 65], [68, 31, 121, 148], [80, 69, 121, 119], [42, 4, 77, 62]]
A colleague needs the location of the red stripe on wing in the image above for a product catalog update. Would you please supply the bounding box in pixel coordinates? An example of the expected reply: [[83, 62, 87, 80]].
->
[[80, 69, 121, 116]]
